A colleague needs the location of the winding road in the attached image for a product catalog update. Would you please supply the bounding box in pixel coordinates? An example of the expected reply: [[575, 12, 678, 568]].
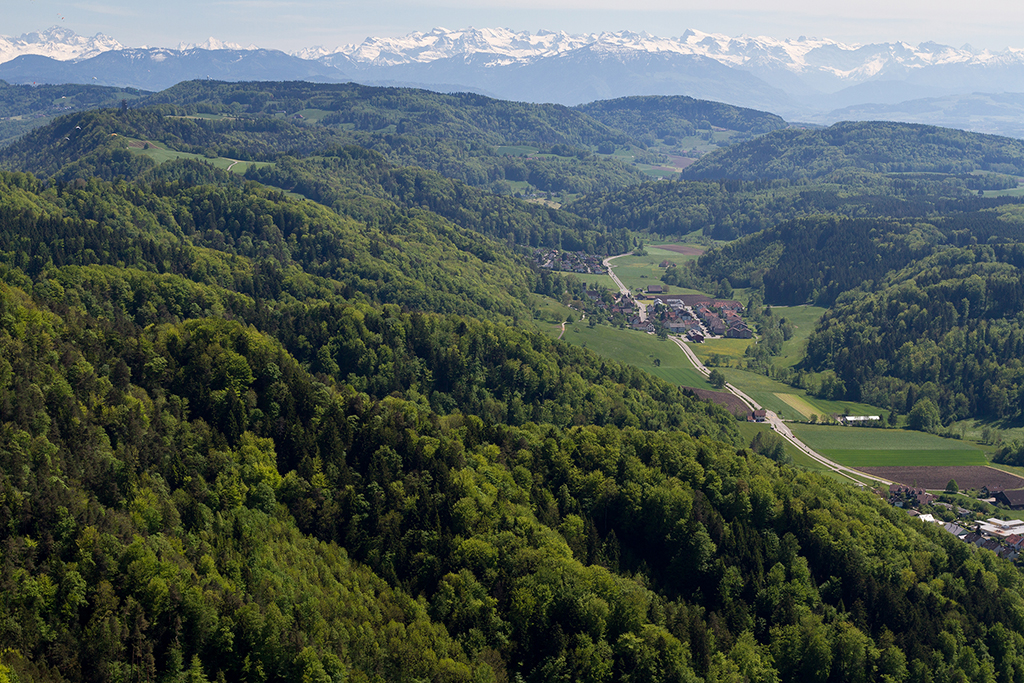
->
[[599, 255, 889, 487], [667, 334, 892, 487]]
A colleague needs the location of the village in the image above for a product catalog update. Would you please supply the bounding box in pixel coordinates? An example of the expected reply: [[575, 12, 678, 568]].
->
[[889, 483, 1024, 563], [535, 249, 759, 340], [534, 248, 608, 275]]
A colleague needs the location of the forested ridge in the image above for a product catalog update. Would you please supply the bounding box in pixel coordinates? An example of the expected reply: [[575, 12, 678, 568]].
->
[[569, 170, 1022, 240], [3, 87, 1024, 682], [684, 121, 1024, 181]]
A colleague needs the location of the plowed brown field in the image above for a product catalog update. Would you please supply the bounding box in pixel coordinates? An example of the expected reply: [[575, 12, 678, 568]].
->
[[859, 466, 1024, 490]]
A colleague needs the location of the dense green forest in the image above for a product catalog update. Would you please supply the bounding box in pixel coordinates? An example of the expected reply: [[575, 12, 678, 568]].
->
[[0, 81, 146, 145], [569, 171, 1023, 239], [5, 83, 1024, 682], [574, 95, 787, 145], [683, 121, 1024, 181]]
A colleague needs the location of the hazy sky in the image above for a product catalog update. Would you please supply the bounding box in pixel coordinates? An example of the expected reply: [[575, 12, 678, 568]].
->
[[6, 0, 1024, 52]]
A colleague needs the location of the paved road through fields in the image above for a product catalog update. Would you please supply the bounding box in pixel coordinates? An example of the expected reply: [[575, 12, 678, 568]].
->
[[667, 335, 893, 487], [603, 253, 646, 321]]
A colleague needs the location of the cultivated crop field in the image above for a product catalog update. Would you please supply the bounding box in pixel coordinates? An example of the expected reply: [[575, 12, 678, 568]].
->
[[774, 393, 818, 419], [859, 466, 1024, 490], [790, 424, 988, 467], [703, 366, 878, 417]]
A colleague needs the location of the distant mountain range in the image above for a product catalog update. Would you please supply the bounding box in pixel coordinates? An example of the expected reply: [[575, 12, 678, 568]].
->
[[4, 26, 1024, 137]]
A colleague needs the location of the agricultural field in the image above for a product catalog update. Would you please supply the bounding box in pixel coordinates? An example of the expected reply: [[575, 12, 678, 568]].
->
[[857, 466, 1024, 491], [774, 393, 819, 419], [610, 247, 705, 293], [548, 320, 713, 390], [790, 424, 988, 467], [695, 363, 879, 418]]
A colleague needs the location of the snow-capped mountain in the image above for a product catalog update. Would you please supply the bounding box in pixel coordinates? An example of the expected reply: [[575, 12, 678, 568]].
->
[[176, 37, 258, 52], [7, 25, 1024, 91], [5, 25, 1024, 137], [312, 26, 1024, 91], [0, 26, 123, 64]]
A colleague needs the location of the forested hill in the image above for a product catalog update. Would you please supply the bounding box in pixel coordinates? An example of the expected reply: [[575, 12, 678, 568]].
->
[[683, 121, 1024, 181], [576, 94, 787, 142], [6, 92, 1024, 682], [569, 170, 1023, 240], [141, 80, 633, 149], [0, 80, 146, 145], [0, 108, 634, 254]]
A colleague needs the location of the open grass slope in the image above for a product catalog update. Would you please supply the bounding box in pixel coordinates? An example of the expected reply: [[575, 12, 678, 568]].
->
[[127, 138, 272, 174], [554, 321, 712, 389], [772, 305, 827, 369]]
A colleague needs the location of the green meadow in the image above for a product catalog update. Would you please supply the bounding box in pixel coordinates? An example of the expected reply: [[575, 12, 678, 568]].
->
[[127, 138, 274, 174], [790, 424, 988, 467], [771, 305, 827, 368], [549, 321, 714, 390], [695, 364, 879, 419]]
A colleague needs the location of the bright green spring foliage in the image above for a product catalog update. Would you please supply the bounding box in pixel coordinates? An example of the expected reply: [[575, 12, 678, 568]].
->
[[2, 101, 1024, 683]]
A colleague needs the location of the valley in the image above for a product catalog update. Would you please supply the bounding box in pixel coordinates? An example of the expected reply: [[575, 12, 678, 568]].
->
[[4, 80, 1024, 682]]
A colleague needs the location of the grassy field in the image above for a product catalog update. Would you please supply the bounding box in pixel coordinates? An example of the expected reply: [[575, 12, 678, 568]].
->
[[774, 393, 819, 419], [496, 145, 540, 155], [697, 364, 878, 418], [789, 424, 988, 467], [549, 321, 714, 389], [772, 305, 827, 369], [693, 338, 751, 366], [571, 272, 619, 290], [127, 139, 272, 174], [608, 248, 706, 293], [528, 294, 576, 327], [983, 186, 1024, 198]]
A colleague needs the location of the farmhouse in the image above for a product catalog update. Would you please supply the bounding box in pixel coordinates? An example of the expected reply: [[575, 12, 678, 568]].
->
[[993, 489, 1024, 509], [748, 409, 767, 422], [888, 484, 935, 508]]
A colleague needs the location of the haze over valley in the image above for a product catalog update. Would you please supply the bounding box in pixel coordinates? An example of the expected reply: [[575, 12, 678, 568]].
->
[[5, 25, 1024, 136]]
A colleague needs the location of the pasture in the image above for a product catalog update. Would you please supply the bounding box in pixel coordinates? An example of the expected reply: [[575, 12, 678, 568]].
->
[[550, 321, 714, 390], [126, 138, 272, 174], [609, 248, 704, 293]]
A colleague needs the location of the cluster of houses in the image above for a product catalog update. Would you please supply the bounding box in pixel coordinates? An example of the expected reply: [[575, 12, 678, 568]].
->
[[641, 290, 752, 340], [584, 290, 641, 319], [889, 484, 1024, 561], [534, 249, 607, 275]]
